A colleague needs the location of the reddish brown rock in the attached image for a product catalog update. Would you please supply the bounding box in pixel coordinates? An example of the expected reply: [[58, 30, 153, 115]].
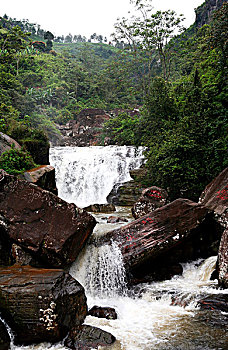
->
[[218, 229, 228, 288], [132, 186, 168, 219], [199, 167, 228, 227], [0, 170, 96, 268], [0, 265, 87, 345], [64, 325, 116, 350], [101, 199, 220, 281], [59, 109, 110, 147], [20, 165, 58, 195]]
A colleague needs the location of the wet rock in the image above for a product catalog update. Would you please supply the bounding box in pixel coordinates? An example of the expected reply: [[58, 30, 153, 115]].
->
[[0, 132, 21, 156], [197, 294, 228, 313], [84, 203, 116, 213], [0, 319, 10, 350], [64, 325, 116, 350], [101, 199, 221, 282], [132, 186, 168, 219], [0, 265, 87, 345], [107, 181, 145, 206], [218, 228, 228, 288], [88, 306, 117, 320], [107, 216, 128, 224], [199, 167, 228, 228], [20, 165, 58, 195], [0, 170, 96, 268]]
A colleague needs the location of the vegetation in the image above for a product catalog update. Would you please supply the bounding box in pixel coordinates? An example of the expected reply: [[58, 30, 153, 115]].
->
[[0, 147, 36, 175], [0, 0, 227, 201], [104, 1, 228, 201]]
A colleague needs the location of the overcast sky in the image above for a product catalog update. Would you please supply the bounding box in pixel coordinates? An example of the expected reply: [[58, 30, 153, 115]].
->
[[1, 0, 205, 38]]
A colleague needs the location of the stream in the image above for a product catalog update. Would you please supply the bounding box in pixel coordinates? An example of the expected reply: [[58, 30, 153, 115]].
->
[[13, 146, 228, 350]]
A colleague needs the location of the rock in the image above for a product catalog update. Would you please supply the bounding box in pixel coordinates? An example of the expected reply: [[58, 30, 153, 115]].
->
[[0, 132, 21, 156], [20, 165, 58, 195], [199, 167, 228, 228], [218, 229, 228, 288], [0, 216, 12, 266], [197, 294, 228, 313], [107, 181, 145, 206], [88, 306, 117, 320], [59, 109, 110, 147], [132, 186, 168, 219], [64, 325, 116, 350], [0, 319, 10, 350], [101, 199, 221, 282], [84, 203, 116, 213], [195, 0, 226, 28], [0, 170, 96, 268], [0, 265, 87, 345], [107, 216, 128, 224]]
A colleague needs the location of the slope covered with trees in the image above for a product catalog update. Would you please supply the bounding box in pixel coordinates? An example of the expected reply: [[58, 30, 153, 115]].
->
[[0, 0, 227, 200], [104, 0, 228, 201]]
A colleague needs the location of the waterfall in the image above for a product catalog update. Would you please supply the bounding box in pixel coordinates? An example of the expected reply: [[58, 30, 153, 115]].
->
[[49, 145, 145, 208], [70, 240, 127, 298]]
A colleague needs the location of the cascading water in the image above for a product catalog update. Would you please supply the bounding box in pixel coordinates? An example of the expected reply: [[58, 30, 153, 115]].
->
[[49, 146, 145, 207], [12, 146, 228, 350]]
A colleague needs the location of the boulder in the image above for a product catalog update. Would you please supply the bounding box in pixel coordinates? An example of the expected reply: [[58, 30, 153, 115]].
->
[[20, 165, 58, 195], [218, 229, 228, 288], [0, 265, 87, 345], [64, 325, 116, 350], [107, 181, 145, 206], [84, 203, 116, 213], [0, 132, 21, 156], [0, 170, 96, 268], [107, 216, 128, 224], [197, 294, 228, 313], [199, 167, 228, 228], [132, 186, 168, 219], [101, 199, 221, 281], [0, 319, 10, 350], [88, 306, 117, 320]]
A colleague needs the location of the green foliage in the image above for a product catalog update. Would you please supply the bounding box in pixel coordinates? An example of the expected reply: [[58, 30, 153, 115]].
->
[[0, 147, 36, 174]]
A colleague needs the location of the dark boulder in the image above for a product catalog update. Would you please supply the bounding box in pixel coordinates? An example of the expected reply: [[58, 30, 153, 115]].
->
[[197, 294, 228, 313], [64, 325, 116, 350], [132, 186, 168, 219], [0, 320, 10, 350], [101, 199, 221, 282], [84, 203, 116, 213], [88, 306, 117, 320], [0, 170, 96, 268], [20, 165, 58, 195], [0, 266, 87, 345], [218, 229, 228, 288], [107, 216, 128, 224]]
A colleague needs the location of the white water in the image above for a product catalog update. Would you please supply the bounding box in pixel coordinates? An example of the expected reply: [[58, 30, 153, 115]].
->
[[49, 146, 145, 207], [12, 146, 228, 349]]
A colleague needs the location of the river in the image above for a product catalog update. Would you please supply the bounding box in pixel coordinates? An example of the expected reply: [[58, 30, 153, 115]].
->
[[12, 146, 228, 350]]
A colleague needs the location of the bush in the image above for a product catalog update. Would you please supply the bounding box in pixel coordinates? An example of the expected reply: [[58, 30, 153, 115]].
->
[[0, 147, 36, 175]]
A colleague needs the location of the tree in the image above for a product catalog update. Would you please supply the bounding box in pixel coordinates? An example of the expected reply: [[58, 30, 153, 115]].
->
[[113, 0, 185, 81], [44, 30, 54, 50]]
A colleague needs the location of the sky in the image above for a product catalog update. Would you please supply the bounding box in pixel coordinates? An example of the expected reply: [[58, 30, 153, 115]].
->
[[1, 0, 205, 39]]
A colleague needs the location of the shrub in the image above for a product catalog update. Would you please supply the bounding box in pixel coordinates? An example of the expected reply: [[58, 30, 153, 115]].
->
[[0, 147, 36, 175]]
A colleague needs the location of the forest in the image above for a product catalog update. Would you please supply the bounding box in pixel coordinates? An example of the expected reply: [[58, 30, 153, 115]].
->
[[0, 0, 227, 201]]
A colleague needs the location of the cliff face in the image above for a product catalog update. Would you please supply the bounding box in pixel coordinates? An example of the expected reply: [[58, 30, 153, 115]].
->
[[195, 0, 227, 27]]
